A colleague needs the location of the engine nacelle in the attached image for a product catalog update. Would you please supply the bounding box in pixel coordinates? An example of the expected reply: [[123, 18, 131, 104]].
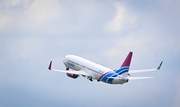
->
[[66, 73, 79, 79]]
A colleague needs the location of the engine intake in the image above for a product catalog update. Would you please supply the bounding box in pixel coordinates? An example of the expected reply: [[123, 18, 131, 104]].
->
[[66, 73, 79, 79]]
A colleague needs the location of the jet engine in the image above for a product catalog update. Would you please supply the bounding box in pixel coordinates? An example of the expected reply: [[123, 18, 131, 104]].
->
[[66, 73, 79, 79]]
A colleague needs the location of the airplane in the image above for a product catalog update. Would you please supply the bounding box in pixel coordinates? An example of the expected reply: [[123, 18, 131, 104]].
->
[[48, 52, 163, 84]]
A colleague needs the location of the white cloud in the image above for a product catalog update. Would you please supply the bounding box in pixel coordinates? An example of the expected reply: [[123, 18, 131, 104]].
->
[[0, 0, 63, 31], [4, 0, 29, 7], [23, 0, 63, 26], [103, 34, 152, 60], [7, 37, 44, 60], [0, 13, 11, 31], [105, 2, 137, 32], [0, 0, 29, 31]]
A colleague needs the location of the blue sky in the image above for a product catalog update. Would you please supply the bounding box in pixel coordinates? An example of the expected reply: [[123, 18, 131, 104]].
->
[[0, 0, 180, 107]]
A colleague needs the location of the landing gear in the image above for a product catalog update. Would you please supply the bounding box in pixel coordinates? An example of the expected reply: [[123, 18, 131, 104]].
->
[[89, 78, 93, 81], [66, 68, 69, 70], [87, 76, 93, 82]]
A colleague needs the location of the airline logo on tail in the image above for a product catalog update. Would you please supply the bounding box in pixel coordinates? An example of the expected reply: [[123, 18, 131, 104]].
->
[[98, 52, 132, 83], [115, 52, 132, 76]]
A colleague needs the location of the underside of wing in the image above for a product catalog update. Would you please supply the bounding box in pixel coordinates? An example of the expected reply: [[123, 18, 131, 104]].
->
[[129, 61, 163, 74], [128, 77, 153, 80], [51, 69, 90, 76], [48, 61, 90, 76]]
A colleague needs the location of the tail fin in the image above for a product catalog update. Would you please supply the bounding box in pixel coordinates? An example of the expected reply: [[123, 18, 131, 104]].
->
[[115, 52, 133, 76]]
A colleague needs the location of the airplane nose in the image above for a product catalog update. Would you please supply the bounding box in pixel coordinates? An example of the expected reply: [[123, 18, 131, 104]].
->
[[63, 56, 67, 64]]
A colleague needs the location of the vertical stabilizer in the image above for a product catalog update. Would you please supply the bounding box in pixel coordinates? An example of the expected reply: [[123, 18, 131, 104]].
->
[[121, 52, 133, 67], [115, 52, 133, 76]]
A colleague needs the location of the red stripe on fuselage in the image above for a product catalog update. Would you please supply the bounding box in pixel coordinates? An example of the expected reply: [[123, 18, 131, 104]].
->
[[98, 71, 111, 81]]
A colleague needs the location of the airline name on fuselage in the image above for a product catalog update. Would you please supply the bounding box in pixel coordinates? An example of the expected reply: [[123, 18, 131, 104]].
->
[[67, 60, 104, 75]]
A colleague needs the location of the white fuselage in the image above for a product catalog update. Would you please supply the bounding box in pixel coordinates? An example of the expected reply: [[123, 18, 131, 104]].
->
[[63, 55, 128, 84]]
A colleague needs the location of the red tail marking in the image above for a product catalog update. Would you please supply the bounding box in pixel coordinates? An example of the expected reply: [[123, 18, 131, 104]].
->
[[121, 52, 133, 67]]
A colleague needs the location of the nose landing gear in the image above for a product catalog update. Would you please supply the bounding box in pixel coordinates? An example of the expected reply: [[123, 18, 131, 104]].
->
[[66, 68, 69, 70]]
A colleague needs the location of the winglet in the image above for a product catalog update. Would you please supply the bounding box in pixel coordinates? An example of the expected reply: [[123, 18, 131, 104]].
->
[[48, 61, 52, 70], [157, 61, 163, 70]]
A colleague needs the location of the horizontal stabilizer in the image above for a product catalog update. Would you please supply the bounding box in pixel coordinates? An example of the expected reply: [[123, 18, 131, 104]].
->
[[128, 77, 153, 80]]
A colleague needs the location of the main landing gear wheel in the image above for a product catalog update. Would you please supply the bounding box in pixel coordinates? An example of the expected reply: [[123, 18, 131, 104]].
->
[[88, 77, 93, 81], [66, 68, 69, 70], [89, 78, 93, 81]]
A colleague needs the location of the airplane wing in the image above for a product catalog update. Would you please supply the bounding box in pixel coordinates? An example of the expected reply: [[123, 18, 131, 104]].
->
[[48, 61, 90, 76], [128, 77, 153, 80], [129, 61, 163, 74]]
